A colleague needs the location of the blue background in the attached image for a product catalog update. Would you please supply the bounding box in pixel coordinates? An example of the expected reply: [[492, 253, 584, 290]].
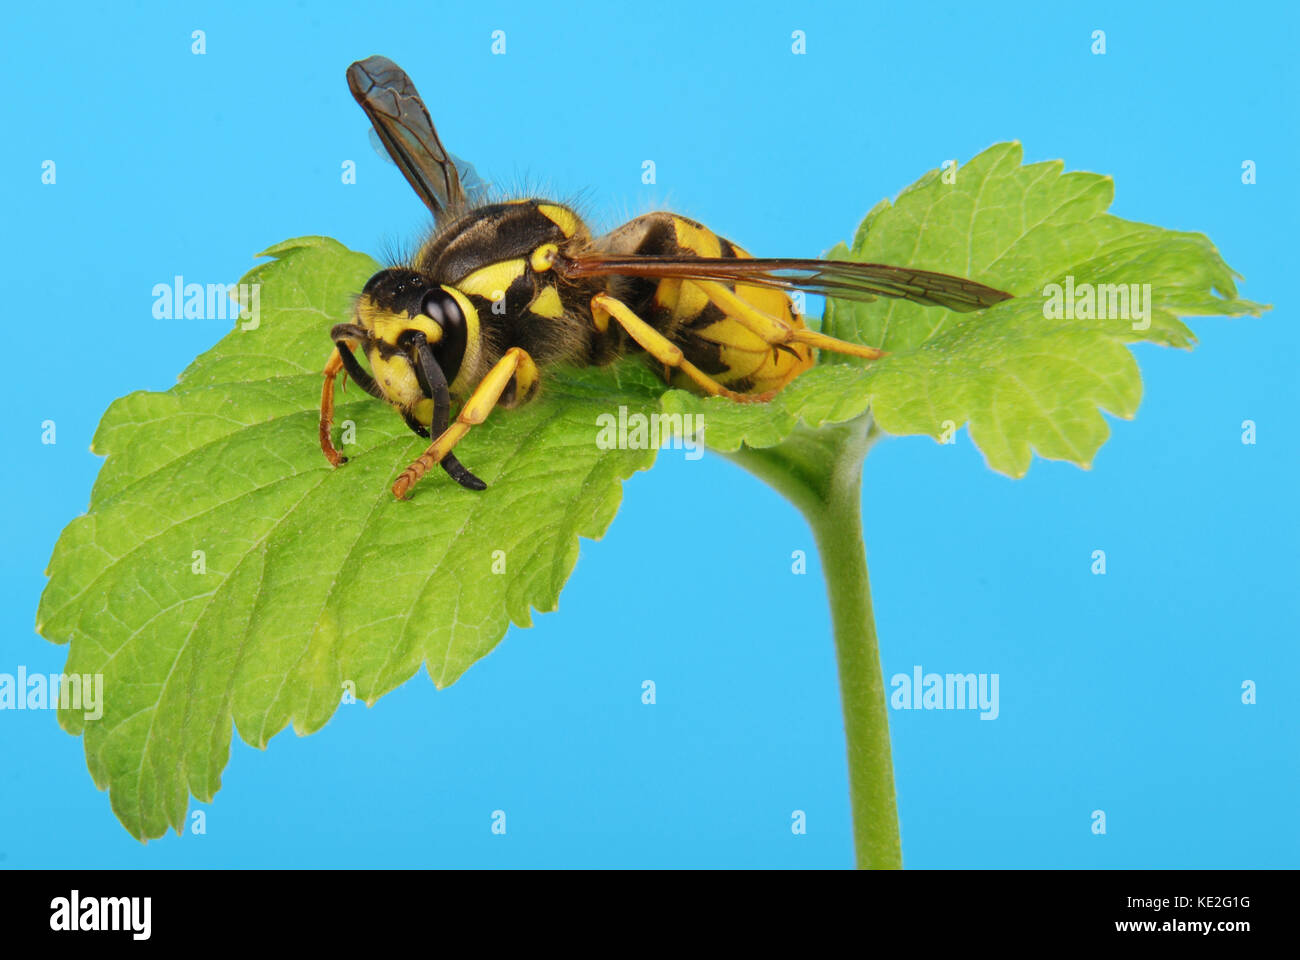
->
[[1, 0, 1294, 868]]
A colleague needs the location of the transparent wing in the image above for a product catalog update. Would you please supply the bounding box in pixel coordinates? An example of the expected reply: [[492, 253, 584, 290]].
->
[[559, 255, 1013, 312], [348, 56, 470, 220], [367, 129, 491, 206]]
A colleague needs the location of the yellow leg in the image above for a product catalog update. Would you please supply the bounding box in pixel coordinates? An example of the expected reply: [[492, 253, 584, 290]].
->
[[591, 292, 772, 403], [391, 346, 539, 500], [319, 348, 347, 467], [695, 280, 887, 360]]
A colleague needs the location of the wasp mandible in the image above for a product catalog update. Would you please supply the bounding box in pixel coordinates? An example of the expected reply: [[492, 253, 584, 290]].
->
[[319, 56, 1013, 499]]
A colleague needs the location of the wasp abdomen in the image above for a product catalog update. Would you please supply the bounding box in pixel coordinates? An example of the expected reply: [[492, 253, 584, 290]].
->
[[595, 212, 815, 395]]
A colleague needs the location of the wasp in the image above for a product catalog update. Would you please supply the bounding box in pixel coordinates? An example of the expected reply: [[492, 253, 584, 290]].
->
[[319, 56, 1012, 499]]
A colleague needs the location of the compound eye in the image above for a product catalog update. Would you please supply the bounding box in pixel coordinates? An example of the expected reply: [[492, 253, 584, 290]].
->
[[421, 290, 462, 330]]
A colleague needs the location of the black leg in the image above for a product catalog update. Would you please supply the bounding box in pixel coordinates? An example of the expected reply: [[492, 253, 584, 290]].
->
[[412, 336, 487, 491], [400, 410, 431, 439], [329, 325, 386, 401]]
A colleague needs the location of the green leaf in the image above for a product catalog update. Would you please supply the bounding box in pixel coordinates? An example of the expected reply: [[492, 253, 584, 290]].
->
[[38, 143, 1267, 841], [665, 141, 1267, 474], [37, 236, 661, 840]]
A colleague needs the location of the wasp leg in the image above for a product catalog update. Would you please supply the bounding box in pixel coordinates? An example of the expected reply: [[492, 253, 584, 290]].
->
[[589, 293, 770, 403], [391, 346, 538, 500], [320, 326, 386, 468], [410, 335, 487, 491], [331, 328, 384, 400], [694, 280, 887, 361], [319, 349, 350, 467]]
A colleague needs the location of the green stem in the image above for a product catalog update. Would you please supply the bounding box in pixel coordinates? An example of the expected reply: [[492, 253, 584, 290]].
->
[[724, 414, 901, 869]]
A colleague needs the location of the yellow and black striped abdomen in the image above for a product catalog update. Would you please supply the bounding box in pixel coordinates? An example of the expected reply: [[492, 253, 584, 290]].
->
[[598, 213, 815, 395]]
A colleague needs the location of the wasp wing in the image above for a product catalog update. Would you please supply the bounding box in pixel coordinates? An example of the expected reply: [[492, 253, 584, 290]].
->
[[559, 255, 1013, 312], [366, 128, 491, 206], [348, 56, 468, 221]]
